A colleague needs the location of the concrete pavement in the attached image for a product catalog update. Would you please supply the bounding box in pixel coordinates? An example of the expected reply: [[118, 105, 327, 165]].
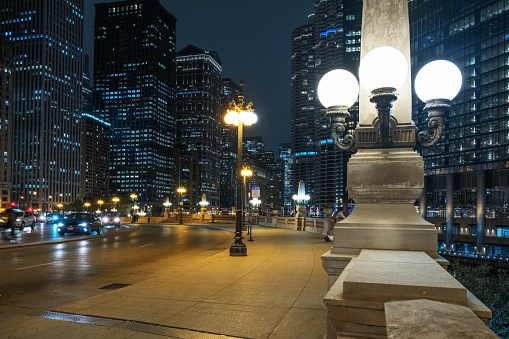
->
[[1, 222, 331, 339]]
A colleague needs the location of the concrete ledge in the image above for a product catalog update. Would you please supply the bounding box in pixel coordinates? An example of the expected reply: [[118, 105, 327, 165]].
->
[[385, 299, 498, 339]]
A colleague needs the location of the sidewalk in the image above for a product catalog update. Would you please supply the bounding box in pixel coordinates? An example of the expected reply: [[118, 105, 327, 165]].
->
[[2, 224, 331, 339]]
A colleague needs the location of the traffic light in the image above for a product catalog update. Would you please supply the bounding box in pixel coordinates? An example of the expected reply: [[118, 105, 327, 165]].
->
[[10, 202, 16, 207], [27, 207, 33, 212]]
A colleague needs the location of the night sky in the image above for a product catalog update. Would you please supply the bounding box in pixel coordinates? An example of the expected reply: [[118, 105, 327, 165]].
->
[[84, 0, 316, 152]]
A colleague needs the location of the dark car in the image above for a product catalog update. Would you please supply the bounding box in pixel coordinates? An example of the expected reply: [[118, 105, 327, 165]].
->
[[101, 212, 121, 227], [57, 213, 102, 236]]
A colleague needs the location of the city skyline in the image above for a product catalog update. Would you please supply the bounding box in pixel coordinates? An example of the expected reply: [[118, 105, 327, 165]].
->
[[84, 0, 316, 152]]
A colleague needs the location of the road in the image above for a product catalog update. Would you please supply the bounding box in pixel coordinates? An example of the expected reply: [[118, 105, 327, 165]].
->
[[0, 222, 234, 315]]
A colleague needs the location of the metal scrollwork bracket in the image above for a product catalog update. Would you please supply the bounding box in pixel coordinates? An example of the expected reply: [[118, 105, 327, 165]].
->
[[417, 99, 449, 147], [327, 106, 357, 153]]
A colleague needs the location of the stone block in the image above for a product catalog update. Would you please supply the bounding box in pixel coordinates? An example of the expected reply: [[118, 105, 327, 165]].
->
[[342, 252, 466, 305], [385, 299, 498, 339]]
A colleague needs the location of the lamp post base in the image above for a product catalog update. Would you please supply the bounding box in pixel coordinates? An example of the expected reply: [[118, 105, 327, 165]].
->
[[230, 242, 247, 256]]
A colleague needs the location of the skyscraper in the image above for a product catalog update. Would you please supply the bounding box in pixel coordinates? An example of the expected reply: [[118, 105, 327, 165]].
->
[[278, 143, 293, 215], [409, 0, 509, 253], [94, 0, 176, 206], [291, 0, 361, 215], [0, 0, 84, 209], [219, 78, 240, 211], [0, 37, 13, 209], [176, 45, 222, 208], [291, 15, 317, 211]]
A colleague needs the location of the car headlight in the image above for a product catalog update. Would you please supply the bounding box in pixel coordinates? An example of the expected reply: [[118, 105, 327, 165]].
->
[[52, 216, 59, 220], [102, 217, 109, 222], [16, 218, 21, 222], [57, 222, 64, 227], [114, 217, 120, 222], [39, 216, 45, 221], [79, 222, 88, 227]]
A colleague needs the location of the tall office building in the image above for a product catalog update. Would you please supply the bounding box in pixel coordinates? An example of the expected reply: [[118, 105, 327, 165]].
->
[[278, 143, 293, 215], [410, 0, 509, 218], [94, 0, 177, 206], [0, 0, 84, 209], [0, 37, 12, 209], [219, 78, 240, 211], [80, 114, 110, 202], [291, 0, 361, 215], [176, 45, 222, 208], [291, 15, 317, 212]]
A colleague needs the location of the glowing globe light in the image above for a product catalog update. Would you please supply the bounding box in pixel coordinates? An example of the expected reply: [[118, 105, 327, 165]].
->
[[415, 60, 462, 102], [317, 69, 359, 109], [225, 110, 239, 126], [239, 110, 257, 126], [359, 46, 408, 92]]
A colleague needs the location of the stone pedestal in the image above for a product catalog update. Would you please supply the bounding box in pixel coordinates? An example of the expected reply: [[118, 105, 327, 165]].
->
[[323, 250, 494, 339], [322, 148, 440, 286]]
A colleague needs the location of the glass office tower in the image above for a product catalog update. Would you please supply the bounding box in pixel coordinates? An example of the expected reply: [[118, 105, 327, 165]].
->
[[410, 0, 509, 219], [0, 0, 84, 209], [176, 45, 222, 209], [94, 0, 176, 207]]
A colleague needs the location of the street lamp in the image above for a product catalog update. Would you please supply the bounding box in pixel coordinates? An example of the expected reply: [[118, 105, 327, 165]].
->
[[224, 82, 257, 256], [241, 168, 252, 230], [293, 180, 310, 218], [164, 196, 172, 218], [97, 199, 104, 213], [112, 197, 120, 212], [177, 187, 186, 225], [84, 202, 91, 212]]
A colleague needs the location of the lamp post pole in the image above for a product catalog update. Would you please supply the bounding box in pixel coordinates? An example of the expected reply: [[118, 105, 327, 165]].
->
[[224, 83, 256, 256], [177, 187, 186, 225]]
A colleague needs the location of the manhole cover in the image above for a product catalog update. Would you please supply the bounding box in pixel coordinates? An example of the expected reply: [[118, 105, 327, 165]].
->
[[99, 283, 131, 290]]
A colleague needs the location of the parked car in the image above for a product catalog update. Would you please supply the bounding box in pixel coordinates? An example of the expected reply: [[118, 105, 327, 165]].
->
[[101, 212, 121, 227], [57, 213, 102, 236]]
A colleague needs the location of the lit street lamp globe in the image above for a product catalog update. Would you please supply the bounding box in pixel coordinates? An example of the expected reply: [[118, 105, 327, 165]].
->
[[414, 60, 462, 102], [359, 46, 408, 92], [317, 69, 359, 109]]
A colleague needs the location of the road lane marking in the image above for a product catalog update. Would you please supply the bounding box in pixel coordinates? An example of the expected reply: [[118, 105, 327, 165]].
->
[[16, 260, 69, 271], [139, 243, 154, 248]]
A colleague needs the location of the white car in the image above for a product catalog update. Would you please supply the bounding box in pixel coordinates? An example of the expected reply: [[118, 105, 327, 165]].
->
[[0, 210, 36, 230]]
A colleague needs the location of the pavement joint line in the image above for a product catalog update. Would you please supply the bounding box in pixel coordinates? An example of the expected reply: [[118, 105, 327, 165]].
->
[[33, 310, 248, 339]]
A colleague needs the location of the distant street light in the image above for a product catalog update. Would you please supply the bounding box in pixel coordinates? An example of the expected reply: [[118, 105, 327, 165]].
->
[[177, 187, 186, 225], [84, 202, 91, 212], [224, 82, 257, 256], [112, 197, 120, 212]]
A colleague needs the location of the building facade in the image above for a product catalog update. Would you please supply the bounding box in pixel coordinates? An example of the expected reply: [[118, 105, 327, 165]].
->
[[291, 0, 362, 215], [278, 143, 293, 215], [176, 45, 222, 209], [409, 0, 509, 256], [219, 78, 240, 212], [0, 37, 12, 210], [80, 113, 110, 202], [0, 0, 84, 209], [94, 0, 177, 207]]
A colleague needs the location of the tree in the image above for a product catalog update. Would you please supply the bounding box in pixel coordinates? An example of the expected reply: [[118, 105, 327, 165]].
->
[[451, 262, 509, 337], [65, 200, 84, 212]]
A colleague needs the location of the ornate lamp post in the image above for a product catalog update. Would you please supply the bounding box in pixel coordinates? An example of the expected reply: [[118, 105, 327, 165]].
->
[[163, 196, 171, 218], [292, 180, 310, 218], [224, 83, 257, 256], [111, 197, 120, 212], [97, 200, 104, 214], [318, 47, 461, 261], [241, 168, 252, 230], [177, 187, 186, 225]]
